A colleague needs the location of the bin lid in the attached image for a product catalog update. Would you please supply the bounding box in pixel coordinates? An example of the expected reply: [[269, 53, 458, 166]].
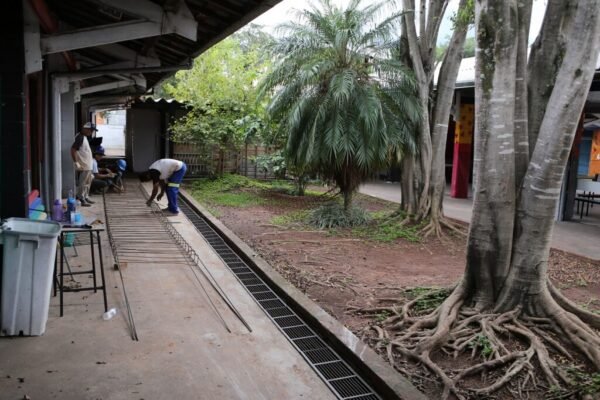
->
[[1, 218, 61, 238]]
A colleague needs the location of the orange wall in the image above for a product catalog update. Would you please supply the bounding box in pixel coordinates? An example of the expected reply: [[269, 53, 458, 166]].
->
[[590, 130, 600, 176]]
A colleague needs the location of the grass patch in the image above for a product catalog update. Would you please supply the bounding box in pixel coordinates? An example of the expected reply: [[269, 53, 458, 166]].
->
[[271, 210, 310, 226], [374, 310, 392, 323], [208, 192, 265, 207], [404, 287, 450, 313], [549, 368, 600, 398], [190, 174, 275, 208], [353, 211, 422, 242], [191, 174, 323, 209]]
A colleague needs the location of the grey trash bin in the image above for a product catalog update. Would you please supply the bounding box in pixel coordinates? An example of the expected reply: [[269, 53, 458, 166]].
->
[[0, 218, 61, 336]]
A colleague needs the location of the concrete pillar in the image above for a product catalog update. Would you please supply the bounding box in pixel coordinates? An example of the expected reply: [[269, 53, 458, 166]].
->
[[0, 0, 27, 218], [60, 86, 76, 198], [450, 103, 474, 199]]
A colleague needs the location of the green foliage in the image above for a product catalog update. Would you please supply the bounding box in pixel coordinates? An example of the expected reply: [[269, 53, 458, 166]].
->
[[451, 0, 475, 30], [190, 174, 318, 209], [259, 0, 420, 210], [436, 36, 476, 61], [204, 191, 265, 208], [162, 25, 272, 108], [548, 368, 600, 398], [192, 174, 271, 193], [463, 37, 476, 58], [271, 210, 311, 226], [308, 201, 370, 229], [566, 368, 600, 395], [160, 25, 277, 167], [353, 211, 421, 242], [374, 310, 391, 322], [468, 334, 494, 358], [404, 287, 450, 312], [255, 150, 287, 179], [191, 174, 271, 207]]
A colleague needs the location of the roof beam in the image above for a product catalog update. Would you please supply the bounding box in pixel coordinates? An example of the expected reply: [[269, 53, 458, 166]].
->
[[79, 79, 136, 95], [41, 0, 197, 55], [95, 44, 161, 67], [42, 20, 161, 55], [94, 0, 197, 41], [93, 0, 164, 22], [55, 64, 191, 80], [109, 73, 146, 89]]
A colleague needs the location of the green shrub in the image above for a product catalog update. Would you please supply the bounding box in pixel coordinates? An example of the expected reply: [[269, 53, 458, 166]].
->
[[307, 202, 370, 229]]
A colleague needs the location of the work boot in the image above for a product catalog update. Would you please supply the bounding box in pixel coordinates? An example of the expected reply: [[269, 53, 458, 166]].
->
[[84, 197, 95, 204], [79, 199, 92, 207], [161, 207, 179, 215]]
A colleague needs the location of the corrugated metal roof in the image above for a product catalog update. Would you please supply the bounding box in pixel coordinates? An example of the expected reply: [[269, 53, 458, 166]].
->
[[44, 0, 281, 96]]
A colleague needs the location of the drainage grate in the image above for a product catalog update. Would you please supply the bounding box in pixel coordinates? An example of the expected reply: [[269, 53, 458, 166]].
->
[[178, 198, 381, 400]]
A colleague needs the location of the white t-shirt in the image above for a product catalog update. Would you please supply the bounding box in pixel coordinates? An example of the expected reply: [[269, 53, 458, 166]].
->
[[92, 159, 98, 174], [149, 159, 183, 180], [73, 133, 93, 171]]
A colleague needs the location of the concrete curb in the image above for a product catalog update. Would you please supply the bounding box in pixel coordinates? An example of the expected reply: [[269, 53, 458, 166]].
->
[[180, 188, 428, 400]]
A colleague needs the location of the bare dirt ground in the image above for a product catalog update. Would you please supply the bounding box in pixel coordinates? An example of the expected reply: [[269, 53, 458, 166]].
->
[[195, 187, 600, 399]]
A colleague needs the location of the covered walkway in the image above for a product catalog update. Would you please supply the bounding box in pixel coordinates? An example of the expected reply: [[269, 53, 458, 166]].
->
[[0, 184, 336, 400], [359, 181, 599, 260]]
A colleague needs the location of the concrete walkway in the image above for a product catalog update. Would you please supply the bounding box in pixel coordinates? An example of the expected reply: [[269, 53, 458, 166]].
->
[[0, 187, 335, 400], [359, 181, 599, 260]]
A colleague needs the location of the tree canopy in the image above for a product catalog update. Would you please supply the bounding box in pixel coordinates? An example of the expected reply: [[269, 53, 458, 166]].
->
[[160, 25, 274, 149]]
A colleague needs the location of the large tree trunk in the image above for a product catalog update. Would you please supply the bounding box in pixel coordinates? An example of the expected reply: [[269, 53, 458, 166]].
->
[[465, 0, 519, 309], [376, 1, 600, 396], [467, 0, 600, 368], [399, 0, 469, 235], [495, 0, 600, 313], [427, 0, 470, 234]]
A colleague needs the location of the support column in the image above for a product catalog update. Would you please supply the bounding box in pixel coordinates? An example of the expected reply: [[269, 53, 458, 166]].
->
[[561, 114, 585, 221], [51, 78, 62, 202], [450, 103, 474, 198], [60, 85, 76, 198], [0, 0, 27, 218]]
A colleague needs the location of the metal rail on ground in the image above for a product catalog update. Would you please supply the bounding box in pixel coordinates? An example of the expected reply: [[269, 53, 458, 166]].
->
[[177, 195, 381, 400], [138, 184, 252, 334], [103, 187, 139, 341]]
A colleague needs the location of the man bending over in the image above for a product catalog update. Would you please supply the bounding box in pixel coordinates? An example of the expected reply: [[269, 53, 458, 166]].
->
[[139, 158, 187, 215]]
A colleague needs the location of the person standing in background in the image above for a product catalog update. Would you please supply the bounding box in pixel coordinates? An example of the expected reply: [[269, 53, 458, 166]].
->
[[71, 122, 97, 207], [138, 158, 187, 215]]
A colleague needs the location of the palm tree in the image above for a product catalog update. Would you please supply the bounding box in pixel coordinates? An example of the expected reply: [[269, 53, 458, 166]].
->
[[259, 0, 420, 211]]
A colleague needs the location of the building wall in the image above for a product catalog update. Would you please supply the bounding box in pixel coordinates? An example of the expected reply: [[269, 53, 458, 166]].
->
[[127, 108, 161, 172]]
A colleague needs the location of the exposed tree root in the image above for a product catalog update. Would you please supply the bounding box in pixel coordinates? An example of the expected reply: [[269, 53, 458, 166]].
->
[[353, 280, 600, 399], [420, 216, 468, 239]]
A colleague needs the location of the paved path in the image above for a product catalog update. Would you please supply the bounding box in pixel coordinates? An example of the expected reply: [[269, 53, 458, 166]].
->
[[360, 181, 599, 260], [0, 184, 335, 400]]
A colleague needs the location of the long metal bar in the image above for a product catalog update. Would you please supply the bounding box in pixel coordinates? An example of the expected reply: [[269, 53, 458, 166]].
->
[[137, 184, 252, 333], [103, 187, 139, 341]]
